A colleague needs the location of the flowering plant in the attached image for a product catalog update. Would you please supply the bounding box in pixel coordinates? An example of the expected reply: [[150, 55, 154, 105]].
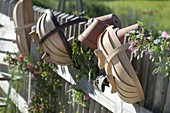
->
[[3, 48, 92, 112], [4, 52, 64, 112], [3, 52, 33, 80], [128, 21, 170, 77]]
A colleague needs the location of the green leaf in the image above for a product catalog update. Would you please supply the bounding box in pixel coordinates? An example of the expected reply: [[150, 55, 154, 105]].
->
[[152, 67, 159, 75], [155, 62, 160, 66], [137, 21, 143, 27]]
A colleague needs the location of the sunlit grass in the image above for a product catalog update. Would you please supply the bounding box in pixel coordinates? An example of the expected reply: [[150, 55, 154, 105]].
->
[[104, 1, 170, 32]]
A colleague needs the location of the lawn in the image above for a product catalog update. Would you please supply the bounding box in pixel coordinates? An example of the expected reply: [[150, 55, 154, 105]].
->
[[103, 1, 170, 32]]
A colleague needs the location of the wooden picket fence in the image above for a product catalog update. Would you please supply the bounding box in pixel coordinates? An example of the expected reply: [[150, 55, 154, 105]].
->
[[0, 0, 170, 113]]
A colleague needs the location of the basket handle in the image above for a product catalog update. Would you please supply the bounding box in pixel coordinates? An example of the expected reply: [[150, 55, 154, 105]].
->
[[39, 18, 88, 44], [105, 43, 129, 63], [104, 43, 129, 75]]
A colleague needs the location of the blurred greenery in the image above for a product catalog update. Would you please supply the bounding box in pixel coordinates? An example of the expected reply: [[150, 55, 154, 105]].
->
[[32, 0, 170, 34], [106, 1, 170, 35], [32, 0, 59, 10]]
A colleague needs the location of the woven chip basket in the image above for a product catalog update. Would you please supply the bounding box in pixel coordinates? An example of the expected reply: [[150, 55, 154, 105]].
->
[[35, 10, 72, 65], [33, 10, 87, 65], [13, 0, 34, 56], [95, 25, 144, 103]]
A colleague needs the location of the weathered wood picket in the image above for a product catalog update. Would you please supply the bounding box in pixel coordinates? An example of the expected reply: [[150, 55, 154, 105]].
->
[[0, 0, 170, 113]]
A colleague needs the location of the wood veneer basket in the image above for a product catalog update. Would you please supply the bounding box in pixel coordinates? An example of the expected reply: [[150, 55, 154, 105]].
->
[[35, 10, 72, 65], [34, 10, 87, 65], [13, 0, 34, 56], [96, 25, 144, 103]]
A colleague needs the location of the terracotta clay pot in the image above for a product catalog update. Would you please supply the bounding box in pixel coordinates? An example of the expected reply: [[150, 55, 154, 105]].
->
[[78, 14, 121, 50], [13, 0, 34, 56], [95, 25, 144, 104], [88, 13, 121, 28]]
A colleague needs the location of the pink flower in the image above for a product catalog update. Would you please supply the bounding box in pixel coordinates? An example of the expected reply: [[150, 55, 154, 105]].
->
[[31, 74, 35, 78], [84, 93, 90, 100], [145, 50, 150, 55], [161, 31, 169, 38], [18, 55, 24, 60], [8, 64, 12, 67], [27, 64, 33, 70], [129, 41, 135, 45], [128, 45, 135, 52]]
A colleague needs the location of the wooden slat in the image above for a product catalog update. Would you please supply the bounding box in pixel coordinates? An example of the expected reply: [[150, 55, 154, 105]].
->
[[57, 13, 66, 23], [94, 102, 101, 113], [133, 104, 154, 113], [100, 106, 108, 113], [83, 105, 88, 113], [0, 13, 16, 41], [3, 0, 8, 15], [152, 75, 168, 113], [76, 0, 83, 12], [0, 101, 6, 107], [60, 14, 69, 33], [58, 0, 65, 12], [89, 99, 95, 113], [65, 15, 75, 39], [0, 53, 7, 65], [54, 11, 62, 18], [0, 74, 28, 113], [68, 84, 73, 113], [77, 103, 82, 113], [60, 77, 65, 111], [0, 40, 18, 53], [139, 56, 150, 94], [72, 103, 77, 113], [144, 62, 156, 110], [33, 6, 42, 22], [33, 6, 38, 22], [68, 17, 78, 40], [78, 22, 86, 36], [64, 81, 69, 113], [164, 77, 170, 113], [8, 0, 16, 20], [60, 14, 69, 25], [0, 0, 2, 13], [72, 17, 79, 39]]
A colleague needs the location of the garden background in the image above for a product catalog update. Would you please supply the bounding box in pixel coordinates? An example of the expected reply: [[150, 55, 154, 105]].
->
[[1, 0, 170, 113], [32, 0, 170, 36]]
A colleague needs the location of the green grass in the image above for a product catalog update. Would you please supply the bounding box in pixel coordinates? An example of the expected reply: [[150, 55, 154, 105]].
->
[[103, 1, 170, 32]]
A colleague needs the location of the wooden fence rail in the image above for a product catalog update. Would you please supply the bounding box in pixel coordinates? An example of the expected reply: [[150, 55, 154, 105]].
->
[[1, 0, 170, 113]]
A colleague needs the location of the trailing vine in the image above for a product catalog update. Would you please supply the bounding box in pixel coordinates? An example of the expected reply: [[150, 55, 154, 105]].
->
[[67, 38, 99, 107], [72, 39, 99, 80]]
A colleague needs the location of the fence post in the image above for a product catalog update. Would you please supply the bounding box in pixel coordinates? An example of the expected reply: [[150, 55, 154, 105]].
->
[[58, 0, 65, 12]]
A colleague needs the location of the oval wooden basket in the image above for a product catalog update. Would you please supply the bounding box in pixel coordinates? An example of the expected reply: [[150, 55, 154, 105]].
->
[[13, 0, 34, 56], [36, 10, 72, 65], [96, 26, 144, 104]]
